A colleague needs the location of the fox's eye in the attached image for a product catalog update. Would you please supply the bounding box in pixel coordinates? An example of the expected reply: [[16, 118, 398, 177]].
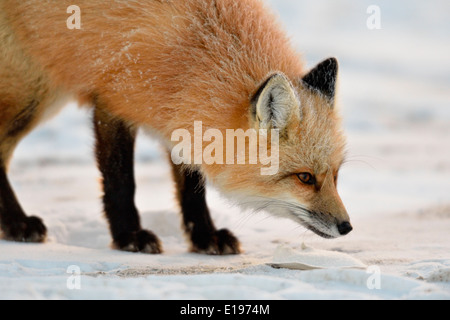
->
[[297, 173, 316, 186]]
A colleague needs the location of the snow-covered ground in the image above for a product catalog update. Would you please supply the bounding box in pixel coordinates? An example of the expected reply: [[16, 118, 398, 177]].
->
[[1, 0, 449, 300]]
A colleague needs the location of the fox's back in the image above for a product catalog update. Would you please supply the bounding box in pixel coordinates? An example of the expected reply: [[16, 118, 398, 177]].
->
[[1, 0, 303, 133]]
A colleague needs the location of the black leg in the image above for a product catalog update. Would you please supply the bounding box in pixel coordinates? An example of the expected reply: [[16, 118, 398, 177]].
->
[[94, 107, 161, 253], [0, 100, 46, 243], [170, 163, 241, 255], [0, 164, 47, 242]]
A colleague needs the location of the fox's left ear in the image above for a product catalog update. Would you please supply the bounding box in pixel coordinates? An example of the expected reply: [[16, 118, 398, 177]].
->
[[302, 57, 338, 105], [251, 73, 300, 131]]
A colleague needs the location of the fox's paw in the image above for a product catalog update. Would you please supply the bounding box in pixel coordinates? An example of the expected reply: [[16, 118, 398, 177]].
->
[[191, 229, 241, 255], [1, 216, 47, 243], [113, 229, 162, 254]]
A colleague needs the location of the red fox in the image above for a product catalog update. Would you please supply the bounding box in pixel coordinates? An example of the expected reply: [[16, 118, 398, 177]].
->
[[0, 0, 351, 255]]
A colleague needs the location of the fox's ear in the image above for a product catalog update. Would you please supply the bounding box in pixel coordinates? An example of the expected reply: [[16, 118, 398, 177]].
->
[[251, 73, 300, 131], [302, 57, 338, 104]]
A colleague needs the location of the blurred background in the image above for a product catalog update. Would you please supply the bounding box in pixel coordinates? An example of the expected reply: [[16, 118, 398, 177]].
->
[[10, 0, 450, 220]]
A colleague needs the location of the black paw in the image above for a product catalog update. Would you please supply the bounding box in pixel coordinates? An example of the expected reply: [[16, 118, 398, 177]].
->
[[191, 229, 241, 255], [1, 216, 47, 243], [113, 229, 162, 254]]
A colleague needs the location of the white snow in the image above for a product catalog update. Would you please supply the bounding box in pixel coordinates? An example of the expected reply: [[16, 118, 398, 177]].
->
[[1, 0, 450, 300], [270, 244, 367, 270]]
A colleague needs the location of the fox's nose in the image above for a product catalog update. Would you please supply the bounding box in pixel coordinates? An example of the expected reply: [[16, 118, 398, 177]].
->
[[337, 221, 353, 235]]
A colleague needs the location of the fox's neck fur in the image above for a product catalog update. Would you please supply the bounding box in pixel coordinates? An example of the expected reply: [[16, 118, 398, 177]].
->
[[4, 0, 304, 137]]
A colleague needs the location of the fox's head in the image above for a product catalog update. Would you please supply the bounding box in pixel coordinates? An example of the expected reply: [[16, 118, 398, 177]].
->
[[212, 58, 351, 239]]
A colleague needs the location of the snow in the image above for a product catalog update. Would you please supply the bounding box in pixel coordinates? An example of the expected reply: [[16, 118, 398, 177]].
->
[[270, 244, 367, 270], [1, 0, 450, 300]]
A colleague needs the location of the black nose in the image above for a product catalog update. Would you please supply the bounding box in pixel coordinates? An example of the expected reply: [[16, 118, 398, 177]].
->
[[338, 221, 353, 235]]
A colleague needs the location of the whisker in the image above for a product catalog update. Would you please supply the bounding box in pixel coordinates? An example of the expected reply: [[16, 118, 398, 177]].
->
[[235, 195, 337, 239], [237, 195, 312, 219], [341, 154, 382, 171]]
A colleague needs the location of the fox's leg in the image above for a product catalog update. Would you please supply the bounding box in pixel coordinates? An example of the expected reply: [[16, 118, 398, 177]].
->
[[170, 163, 241, 255], [0, 100, 47, 242], [0, 167, 46, 242], [94, 107, 162, 253]]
